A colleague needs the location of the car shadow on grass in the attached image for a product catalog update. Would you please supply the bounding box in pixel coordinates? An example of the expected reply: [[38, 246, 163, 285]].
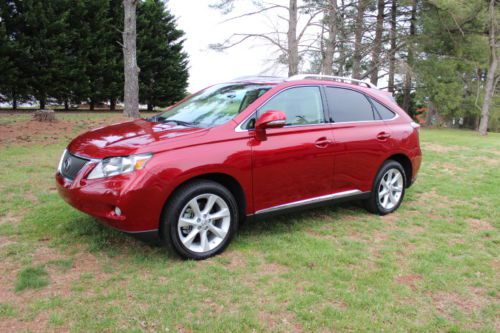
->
[[22, 194, 369, 263], [238, 201, 366, 236]]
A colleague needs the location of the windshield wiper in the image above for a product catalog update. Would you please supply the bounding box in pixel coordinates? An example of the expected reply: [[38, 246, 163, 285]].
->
[[149, 116, 198, 127], [162, 119, 198, 127]]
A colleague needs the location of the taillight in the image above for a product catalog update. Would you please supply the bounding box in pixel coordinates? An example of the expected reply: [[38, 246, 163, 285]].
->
[[410, 121, 420, 133]]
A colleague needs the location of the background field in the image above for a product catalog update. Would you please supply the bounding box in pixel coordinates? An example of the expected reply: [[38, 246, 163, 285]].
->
[[0, 113, 499, 332]]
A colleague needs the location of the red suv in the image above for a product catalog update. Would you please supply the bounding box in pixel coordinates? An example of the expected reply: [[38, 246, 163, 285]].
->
[[56, 75, 422, 259]]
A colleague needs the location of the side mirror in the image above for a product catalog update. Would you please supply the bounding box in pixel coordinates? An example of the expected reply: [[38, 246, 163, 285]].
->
[[255, 110, 286, 130]]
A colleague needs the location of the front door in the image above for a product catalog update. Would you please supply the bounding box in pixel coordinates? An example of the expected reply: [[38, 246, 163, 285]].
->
[[250, 86, 335, 213]]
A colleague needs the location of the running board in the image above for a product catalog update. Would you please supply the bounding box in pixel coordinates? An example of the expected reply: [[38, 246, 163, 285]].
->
[[253, 189, 370, 217]]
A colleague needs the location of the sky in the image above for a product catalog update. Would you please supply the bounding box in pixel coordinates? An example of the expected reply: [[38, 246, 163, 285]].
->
[[167, 1, 390, 93], [167, 0, 289, 93]]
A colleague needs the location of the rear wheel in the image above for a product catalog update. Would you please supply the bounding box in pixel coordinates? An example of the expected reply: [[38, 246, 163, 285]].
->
[[365, 160, 406, 215], [161, 180, 238, 260]]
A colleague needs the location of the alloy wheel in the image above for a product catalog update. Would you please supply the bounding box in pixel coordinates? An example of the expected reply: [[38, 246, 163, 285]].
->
[[378, 168, 404, 210], [177, 193, 231, 253]]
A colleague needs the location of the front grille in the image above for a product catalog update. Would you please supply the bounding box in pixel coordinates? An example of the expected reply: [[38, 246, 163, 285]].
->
[[60, 151, 89, 180]]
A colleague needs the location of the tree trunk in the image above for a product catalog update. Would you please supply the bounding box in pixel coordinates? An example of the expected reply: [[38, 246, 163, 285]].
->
[[322, 0, 338, 75], [352, 0, 367, 80], [39, 98, 46, 110], [425, 102, 435, 126], [89, 100, 95, 111], [336, 0, 346, 76], [388, 0, 397, 92], [370, 0, 385, 85], [147, 103, 153, 111], [110, 98, 116, 111], [12, 93, 17, 110], [402, 0, 417, 114], [33, 110, 56, 122], [123, 0, 140, 118], [478, 0, 497, 136], [287, 0, 299, 76], [64, 100, 69, 111]]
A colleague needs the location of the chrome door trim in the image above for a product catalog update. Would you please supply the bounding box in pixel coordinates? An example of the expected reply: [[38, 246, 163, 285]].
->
[[255, 189, 366, 215]]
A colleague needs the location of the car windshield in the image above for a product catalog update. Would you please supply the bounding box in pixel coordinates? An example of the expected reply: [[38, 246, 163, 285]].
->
[[150, 83, 273, 128]]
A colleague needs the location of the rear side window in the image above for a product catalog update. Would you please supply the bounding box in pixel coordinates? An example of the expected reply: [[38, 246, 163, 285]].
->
[[259, 86, 324, 126], [371, 98, 396, 120], [325, 87, 375, 122]]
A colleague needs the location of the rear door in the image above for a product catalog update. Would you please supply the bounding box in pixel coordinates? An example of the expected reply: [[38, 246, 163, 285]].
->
[[250, 86, 335, 213], [324, 86, 392, 193]]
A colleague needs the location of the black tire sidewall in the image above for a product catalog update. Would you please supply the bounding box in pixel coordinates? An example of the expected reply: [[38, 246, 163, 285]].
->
[[161, 180, 239, 260], [372, 160, 406, 215]]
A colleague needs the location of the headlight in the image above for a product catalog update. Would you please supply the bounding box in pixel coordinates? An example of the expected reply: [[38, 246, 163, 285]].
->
[[87, 153, 152, 179]]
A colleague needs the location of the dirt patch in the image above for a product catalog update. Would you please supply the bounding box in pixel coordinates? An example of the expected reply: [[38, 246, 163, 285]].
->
[[467, 219, 494, 232], [260, 262, 289, 274], [305, 229, 328, 238], [258, 309, 303, 332], [0, 116, 127, 146], [0, 212, 23, 226], [441, 162, 465, 173], [0, 311, 52, 333], [220, 250, 247, 269], [326, 298, 348, 310], [175, 324, 194, 333], [474, 156, 500, 167], [430, 288, 489, 317], [395, 274, 422, 290], [491, 259, 500, 271], [422, 143, 461, 153], [407, 225, 426, 235], [200, 298, 226, 315], [0, 243, 112, 332], [417, 190, 456, 212]]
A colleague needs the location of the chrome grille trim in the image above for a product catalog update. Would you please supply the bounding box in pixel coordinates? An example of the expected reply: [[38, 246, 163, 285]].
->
[[60, 151, 89, 180]]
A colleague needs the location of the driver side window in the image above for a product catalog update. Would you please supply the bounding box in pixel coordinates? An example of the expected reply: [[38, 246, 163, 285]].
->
[[258, 86, 324, 126]]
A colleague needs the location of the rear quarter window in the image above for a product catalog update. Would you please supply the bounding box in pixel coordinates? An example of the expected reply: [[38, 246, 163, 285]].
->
[[371, 98, 397, 120]]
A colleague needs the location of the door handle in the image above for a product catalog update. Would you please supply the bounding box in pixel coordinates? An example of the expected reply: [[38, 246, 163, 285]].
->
[[376, 132, 391, 140], [315, 137, 333, 148]]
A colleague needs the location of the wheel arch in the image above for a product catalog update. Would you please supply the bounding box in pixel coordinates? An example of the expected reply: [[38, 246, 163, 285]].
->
[[159, 172, 247, 233], [386, 153, 413, 187]]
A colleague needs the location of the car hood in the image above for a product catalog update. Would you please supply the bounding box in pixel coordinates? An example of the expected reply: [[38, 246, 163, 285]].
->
[[68, 119, 209, 159]]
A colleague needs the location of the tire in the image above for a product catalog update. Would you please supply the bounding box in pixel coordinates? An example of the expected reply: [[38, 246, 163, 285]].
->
[[161, 180, 239, 260], [364, 160, 406, 215]]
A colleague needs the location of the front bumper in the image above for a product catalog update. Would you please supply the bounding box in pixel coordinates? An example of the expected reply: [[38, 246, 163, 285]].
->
[[55, 164, 166, 233]]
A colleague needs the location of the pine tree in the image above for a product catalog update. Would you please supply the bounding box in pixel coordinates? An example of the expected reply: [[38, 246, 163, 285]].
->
[[137, 0, 188, 111], [78, 0, 117, 110], [0, 0, 30, 109], [415, 0, 490, 125], [104, 0, 124, 110], [20, 0, 70, 109]]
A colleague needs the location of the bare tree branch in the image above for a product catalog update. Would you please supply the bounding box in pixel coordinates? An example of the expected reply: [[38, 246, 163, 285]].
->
[[219, 5, 287, 23], [210, 33, 287, 53], [297, 10, 322, 42]]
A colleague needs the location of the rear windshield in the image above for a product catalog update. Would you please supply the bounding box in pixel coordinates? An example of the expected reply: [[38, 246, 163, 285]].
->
[[153, 83, 272, 128]]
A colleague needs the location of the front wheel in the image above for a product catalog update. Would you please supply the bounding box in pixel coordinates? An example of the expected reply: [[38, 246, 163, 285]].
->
[[161, 180, 238, 260], [365, 160, 406, 215]]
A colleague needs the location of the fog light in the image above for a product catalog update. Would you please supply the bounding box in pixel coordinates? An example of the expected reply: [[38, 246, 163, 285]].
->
[[114, 206, 122, 216]]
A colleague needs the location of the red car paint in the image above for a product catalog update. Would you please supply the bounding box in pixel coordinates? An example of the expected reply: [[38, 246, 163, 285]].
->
[[56, 78, 421, 235]]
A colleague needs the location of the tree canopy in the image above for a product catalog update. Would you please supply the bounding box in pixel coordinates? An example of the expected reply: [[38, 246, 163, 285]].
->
[[210, 0, 498, 132], [0, 0, 188, 110]]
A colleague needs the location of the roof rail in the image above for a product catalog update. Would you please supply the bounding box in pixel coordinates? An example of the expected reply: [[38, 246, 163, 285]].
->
[[286, 74, 378, 89], [230, 75, 285, 83]]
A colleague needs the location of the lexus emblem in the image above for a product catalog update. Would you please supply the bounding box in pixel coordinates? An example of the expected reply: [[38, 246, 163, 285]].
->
[[63, 158, 71, 172]]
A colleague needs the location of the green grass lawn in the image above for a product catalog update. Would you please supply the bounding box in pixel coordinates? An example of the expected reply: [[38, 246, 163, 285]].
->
[[0, 114, 499, 332]]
